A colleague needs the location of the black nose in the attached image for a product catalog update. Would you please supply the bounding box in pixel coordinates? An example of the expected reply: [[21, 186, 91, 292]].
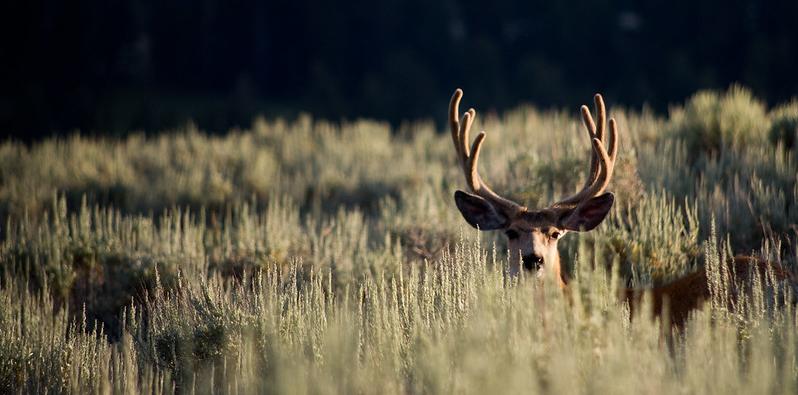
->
[[522, 254, 544, 271]]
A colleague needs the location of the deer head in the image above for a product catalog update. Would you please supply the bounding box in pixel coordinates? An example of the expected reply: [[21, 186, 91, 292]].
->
[[449, 89, 619, 287]]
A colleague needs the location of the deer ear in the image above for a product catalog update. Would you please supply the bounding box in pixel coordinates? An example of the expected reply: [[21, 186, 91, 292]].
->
[[454, 190, 509, 230], [558, 193, 614, 232]]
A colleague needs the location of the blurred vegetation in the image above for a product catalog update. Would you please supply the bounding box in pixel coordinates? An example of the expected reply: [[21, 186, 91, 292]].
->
[[669, 85, 770, 155], [769, 100, 798, 149], [1, 86, 798, 393]]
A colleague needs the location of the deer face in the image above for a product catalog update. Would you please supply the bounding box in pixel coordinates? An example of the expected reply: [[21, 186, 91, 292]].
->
[[454, 190, 614, 282], [449, 89, 619, 286]]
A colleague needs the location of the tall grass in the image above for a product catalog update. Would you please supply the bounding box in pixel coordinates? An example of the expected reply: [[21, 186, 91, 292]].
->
[[1, 86, 797, 393]]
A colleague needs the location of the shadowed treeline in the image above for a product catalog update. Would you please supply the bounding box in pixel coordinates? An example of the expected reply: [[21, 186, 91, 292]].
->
[[2, 0, 797, 139]]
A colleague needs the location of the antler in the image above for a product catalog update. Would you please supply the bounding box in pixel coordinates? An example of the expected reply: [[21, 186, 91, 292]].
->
[[552, 94, 619, 208], [449, 89, 522, 215]]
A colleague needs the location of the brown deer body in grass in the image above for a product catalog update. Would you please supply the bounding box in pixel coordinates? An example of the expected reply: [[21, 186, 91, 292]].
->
[[623, 256, 794, 326], [448, 88, 795, 327]]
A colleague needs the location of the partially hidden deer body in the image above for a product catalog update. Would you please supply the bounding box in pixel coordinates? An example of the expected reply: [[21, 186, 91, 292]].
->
[[448, 88, 795, 327], [623, 256, 793, 327]]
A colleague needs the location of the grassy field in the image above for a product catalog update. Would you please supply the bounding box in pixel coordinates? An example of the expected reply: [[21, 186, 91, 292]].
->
[[1, 86, 797, 393]]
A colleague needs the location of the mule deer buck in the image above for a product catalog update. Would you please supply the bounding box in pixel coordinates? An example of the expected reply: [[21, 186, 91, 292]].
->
[[449, 88, 795, 327]]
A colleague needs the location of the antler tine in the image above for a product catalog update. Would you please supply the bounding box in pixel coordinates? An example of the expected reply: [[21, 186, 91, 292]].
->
[[585, 116, 619, 196], [594, 93, 606, 142], [608, 118, 619, 162], [588, 137, 613, 194], [553, 94, 619, 208], [461, 109, 475, 165], [450, 89, 464, 162], [580, 105, 600, 191], [449, 89, 521, 214], [467, 131, 486, 191]]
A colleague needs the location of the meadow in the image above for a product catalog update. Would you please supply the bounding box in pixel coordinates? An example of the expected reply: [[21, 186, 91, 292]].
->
[[1, 86, 797, 394]]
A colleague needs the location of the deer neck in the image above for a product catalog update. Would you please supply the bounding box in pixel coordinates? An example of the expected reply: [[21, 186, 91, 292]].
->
[[544, 250, 567, 290]]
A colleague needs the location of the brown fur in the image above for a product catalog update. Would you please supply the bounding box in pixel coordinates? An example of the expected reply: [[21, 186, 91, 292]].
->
[[620, 256, 795, 327]]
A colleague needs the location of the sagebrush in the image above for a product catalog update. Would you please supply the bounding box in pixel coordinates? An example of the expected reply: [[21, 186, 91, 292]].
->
[[1, 86, 797, 394]]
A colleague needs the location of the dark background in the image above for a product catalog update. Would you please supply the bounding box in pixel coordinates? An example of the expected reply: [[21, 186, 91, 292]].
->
[[2, 0, 797, 140]]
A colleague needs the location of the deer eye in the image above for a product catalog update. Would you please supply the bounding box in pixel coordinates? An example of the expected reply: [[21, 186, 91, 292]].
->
[[505, 229, 519, 240], [550, 231, 562, 240]]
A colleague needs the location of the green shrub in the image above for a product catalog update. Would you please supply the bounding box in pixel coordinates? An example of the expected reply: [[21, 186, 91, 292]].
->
[[669, 85, 769, 155], [768, 101, 798, 149], [597, 193, 701, 284]]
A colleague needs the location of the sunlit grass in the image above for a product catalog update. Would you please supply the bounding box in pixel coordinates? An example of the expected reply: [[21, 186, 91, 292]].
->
[[1, 85, 797, 393]]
